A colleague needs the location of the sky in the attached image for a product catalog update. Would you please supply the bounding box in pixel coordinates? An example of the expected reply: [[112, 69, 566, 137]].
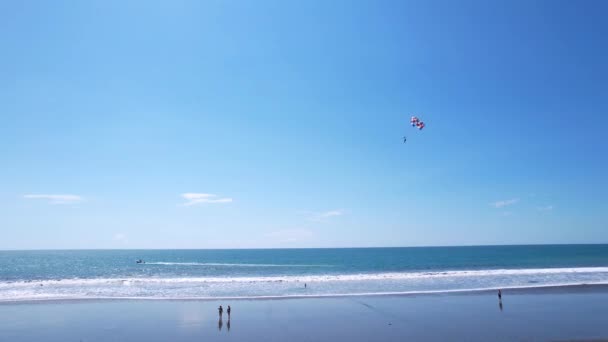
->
[[1, 0, 607, 249]]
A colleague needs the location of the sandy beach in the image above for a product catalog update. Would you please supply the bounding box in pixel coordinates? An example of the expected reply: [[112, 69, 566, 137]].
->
[[2, 285, 608, 341]]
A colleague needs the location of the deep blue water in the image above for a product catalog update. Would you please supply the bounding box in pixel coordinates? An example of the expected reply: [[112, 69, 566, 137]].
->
[[1, 245, 608, 301]]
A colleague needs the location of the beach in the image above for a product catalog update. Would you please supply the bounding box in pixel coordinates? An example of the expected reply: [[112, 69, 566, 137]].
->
[[2, 247, 608, 340], [3, 0, 607, 339], [2, 285, 608, 341]]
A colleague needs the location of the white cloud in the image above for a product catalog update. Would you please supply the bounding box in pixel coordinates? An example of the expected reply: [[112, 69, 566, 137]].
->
[[265, 229, 313, 243], [23, 194, 83, 205], [114, 233, 127, 241], [113, 233, 128, 245], [537, 205, 554, 211], [181, 193, 233, 206], [490, 198, 519, 208], [319, 210, 343, 218], [308, 209, 344, 221]]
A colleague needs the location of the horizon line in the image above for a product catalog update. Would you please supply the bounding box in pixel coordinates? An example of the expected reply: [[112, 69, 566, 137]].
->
[[1, 242, 607, 252]]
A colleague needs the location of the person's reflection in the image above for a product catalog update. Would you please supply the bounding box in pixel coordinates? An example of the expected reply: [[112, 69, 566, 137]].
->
[[498, 299, 503, 312], [227, 318, 231, 332], [218, 317, 223, 331]]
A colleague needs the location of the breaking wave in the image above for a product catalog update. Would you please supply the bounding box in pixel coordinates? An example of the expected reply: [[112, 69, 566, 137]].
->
[[2, 267, 608, 302]]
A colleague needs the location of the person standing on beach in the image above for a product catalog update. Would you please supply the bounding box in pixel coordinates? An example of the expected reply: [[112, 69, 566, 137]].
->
[[498, 289, 502, 300], [218, 305, 223, 317], [227, 305, 231, 318]]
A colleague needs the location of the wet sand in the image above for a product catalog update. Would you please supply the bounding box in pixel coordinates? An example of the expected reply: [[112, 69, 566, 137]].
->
[[2, 286, 608, 341]]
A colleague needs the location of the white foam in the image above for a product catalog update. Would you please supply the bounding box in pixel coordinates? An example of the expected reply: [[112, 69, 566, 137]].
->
[[145, 262, 329, 267], [2, 266, 608, 303], [2, 266, 608, 287], [2, 282, 608, 303]]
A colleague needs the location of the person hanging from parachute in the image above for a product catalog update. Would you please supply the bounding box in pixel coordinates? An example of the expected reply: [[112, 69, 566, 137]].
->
[[403, 115, 425, 143]]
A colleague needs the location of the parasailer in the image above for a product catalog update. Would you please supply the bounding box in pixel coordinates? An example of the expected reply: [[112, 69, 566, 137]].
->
[[404, 115, 426, 142]]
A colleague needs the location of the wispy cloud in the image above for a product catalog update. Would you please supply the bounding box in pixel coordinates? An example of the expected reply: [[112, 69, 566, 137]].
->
[[490, 198, 519, 209], [537, 205, 554, 211], [265, 229, 313, 243], [23, 194, 83, 205], [307, 209, 344, 222], [181, 193, 233, 206], [114, 233, 128, 242]]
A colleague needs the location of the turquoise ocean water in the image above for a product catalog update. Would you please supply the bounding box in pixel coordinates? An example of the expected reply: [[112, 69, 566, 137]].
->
[[1, 245, 608, 302]]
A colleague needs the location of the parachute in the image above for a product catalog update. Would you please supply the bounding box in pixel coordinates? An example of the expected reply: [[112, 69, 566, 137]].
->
[[410, 116, 419, 127], [410, 116, 425, 130], [404, 116, 426, 143]]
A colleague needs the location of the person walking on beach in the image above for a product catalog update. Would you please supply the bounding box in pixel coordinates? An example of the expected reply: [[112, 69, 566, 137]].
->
[[227, 305, 231, 318], [498, 289, 502, 300], [218, 305, 223, 317]]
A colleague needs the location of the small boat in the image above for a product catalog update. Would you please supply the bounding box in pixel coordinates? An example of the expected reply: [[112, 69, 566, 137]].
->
[[136, 259, 145, 264]]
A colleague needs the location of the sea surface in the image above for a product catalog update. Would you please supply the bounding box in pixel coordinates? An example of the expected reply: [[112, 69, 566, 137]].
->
[[1, 245, 608, 302]]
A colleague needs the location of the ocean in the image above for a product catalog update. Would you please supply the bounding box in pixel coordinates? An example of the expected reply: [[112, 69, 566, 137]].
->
[[1, 245, 608, 302]]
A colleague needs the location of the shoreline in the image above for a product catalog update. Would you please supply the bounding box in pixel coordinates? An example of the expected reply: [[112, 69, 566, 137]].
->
[[3, 282, 608, 305]]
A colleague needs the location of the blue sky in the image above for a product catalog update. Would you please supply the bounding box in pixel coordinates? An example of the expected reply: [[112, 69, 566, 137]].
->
[[1, 0, 607, 249]]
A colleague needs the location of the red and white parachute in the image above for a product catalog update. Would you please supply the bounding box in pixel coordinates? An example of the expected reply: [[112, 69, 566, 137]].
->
[[410, 116, 425, 130], [404, 115, 426, 143]]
